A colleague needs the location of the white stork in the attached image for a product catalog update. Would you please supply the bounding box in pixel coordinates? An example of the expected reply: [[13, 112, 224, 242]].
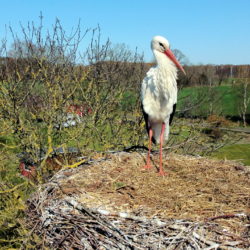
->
[[141, 36, 186, 176]]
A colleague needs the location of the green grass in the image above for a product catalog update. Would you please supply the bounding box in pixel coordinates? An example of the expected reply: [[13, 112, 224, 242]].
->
[[211, 144, 250, 166], [178, 85, 250, 118]]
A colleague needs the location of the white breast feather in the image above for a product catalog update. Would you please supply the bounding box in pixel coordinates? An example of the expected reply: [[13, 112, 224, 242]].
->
[[141, 66, 178, 143]]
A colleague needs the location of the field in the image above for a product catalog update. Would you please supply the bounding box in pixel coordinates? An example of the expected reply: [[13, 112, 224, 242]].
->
[[177, 83, 250, 164], [178, 84, 250, 118], [212, 143, 250, 165]]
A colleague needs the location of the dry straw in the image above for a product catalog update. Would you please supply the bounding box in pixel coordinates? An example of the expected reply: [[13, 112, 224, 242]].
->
[[26, 151, 250, 249]]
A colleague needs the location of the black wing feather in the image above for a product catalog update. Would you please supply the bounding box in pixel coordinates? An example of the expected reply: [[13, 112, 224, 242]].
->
[[141, 104, 156, 144], [169, 103, 176, 125]]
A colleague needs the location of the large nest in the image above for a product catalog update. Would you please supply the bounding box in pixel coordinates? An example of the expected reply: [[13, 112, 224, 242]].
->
[[27, 151, 250, 249]]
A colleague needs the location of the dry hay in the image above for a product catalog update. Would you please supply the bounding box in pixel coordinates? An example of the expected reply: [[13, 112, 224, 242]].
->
[[27, 151, 250, 249]]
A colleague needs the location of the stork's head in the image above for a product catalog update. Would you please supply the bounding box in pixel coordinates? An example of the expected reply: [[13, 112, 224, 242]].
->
[[151, 36, 186, 75]]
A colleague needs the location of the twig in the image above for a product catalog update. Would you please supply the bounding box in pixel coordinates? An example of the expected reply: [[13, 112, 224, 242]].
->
[[65, 198, 139, 249], [192, 232, 220, 248], [205, 213, 247, 222]]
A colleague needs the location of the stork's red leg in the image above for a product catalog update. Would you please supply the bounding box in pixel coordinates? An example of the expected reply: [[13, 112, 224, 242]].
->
[[143, 127, 153, 169], [159, 122, 166, 176]]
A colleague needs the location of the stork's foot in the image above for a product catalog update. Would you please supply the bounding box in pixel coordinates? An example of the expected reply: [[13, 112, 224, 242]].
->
[[143, 164, 152, 170], [158, 169, 167, 176]]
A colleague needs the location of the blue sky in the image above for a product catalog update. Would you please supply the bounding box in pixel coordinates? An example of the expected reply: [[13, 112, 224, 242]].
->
[[1, 0, 250, 65]]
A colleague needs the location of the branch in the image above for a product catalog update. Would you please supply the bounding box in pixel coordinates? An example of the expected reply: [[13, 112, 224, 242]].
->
[[0, 182, 26, 194], [205, 213, 248, 222]]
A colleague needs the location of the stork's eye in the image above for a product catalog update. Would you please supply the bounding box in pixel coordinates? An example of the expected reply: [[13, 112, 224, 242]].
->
[[159, 42, 165, 49]]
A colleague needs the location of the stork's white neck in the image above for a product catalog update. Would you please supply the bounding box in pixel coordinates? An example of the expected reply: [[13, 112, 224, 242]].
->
[[153, 49, 177, 79]]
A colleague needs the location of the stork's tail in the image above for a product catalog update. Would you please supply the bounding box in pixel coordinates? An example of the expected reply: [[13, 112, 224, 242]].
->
[[142, 104, 170, 145], [148, 122, 169, 144]]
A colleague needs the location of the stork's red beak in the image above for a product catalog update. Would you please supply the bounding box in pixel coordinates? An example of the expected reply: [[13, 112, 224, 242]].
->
[[164, 49, 186, 75]]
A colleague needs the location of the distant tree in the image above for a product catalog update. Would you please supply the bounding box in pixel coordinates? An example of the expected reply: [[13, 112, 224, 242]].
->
[[235, 66, 250, 126], [172, 49, 190, 66], [215, 65, 231, 85]]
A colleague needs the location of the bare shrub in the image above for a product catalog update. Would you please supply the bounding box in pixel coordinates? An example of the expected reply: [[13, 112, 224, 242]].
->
[[0, 20, 89, 182], [78, 27, 146, 150], [0, 17, 146, 247], [0, 18, 147, 184]]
